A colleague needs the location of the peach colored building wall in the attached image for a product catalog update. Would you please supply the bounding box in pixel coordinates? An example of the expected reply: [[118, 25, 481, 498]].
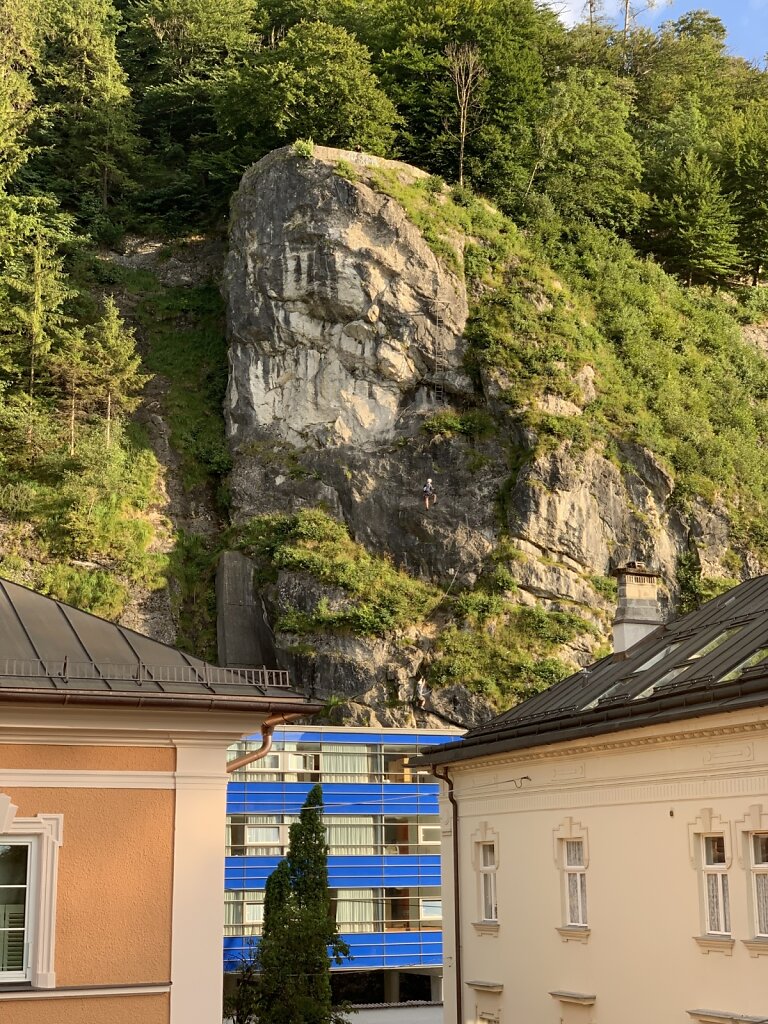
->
[[440, 706, 768, 1024], [0, 705, 272, 1024], [3, 992, 170, 1023], [0, 744, 175, 771], [6, 786, 174, 987]]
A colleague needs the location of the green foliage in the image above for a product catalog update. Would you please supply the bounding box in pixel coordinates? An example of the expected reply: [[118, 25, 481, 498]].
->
[[256, 785, 350, 1024], [648, 151, 740, 284], [677, 550, 739, 615], [530, 69, 646, 232], [234, 508, 441, 636], [293, 139, 315, 159], [23, 0, 141, 237], [334, 159, 359, 182], [423, 408, 496, 440], [127, 272, 231, 490], [429, 603, 581, 706], [37, 563, 128, 619], [590, 575, 617, 601]]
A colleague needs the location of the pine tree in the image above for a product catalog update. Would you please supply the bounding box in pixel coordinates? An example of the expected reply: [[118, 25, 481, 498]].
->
[[26, 0, 140, 233], [0, 0, 44, 186], [48, 328, 94, 455], [256, 785, 350, 1024], [2, 213, 73, 403], [722, 102, 768, 285], [651, 151, 740, 285], [86, 296, 149, 447]]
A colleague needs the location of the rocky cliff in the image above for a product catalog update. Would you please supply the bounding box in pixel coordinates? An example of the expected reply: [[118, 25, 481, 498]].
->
[[218, 144, 758, 728]]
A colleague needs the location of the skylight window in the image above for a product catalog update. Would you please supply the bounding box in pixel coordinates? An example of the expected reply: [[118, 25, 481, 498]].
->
[[632, 627, 744, 700], [719, 646, 768, 683], [631, 642, 682, 674], [687, 627, 741, 660]]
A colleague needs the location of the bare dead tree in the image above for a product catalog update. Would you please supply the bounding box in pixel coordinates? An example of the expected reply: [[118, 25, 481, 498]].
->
[[586, 0, 603, 32], [622, 0, 671, 45], [445, 42, 486, 188]]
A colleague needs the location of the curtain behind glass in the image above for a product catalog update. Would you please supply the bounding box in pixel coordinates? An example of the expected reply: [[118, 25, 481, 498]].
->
[[323, 745, 371, 781], [336, 890, 376, 932], [327, 817, 376, 854]]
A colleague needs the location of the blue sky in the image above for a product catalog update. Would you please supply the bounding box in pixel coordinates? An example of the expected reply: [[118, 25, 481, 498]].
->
[[557, 1, 768, 65]]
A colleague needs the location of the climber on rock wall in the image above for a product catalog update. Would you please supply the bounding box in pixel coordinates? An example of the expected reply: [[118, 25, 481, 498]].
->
[[423, 478, 437, 510]]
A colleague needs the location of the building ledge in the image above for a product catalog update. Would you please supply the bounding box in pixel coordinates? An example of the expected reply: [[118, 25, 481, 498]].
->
[[472, 921, 500, 936], [741, 938, 768, 957], [550, 991, 596, 1006], [465, 980, 503, 993], [556, 926, 591, 943], [688, 1010, 768, 1023], [693, 935, 735, 955]]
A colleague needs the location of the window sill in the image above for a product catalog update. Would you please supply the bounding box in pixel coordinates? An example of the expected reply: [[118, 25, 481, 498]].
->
[[742, 938, 768, 958], [556, 926, 590, 943], [693, 935, 735, 955], [550, 990, 597, 1006], [472, 921, 500, 936]]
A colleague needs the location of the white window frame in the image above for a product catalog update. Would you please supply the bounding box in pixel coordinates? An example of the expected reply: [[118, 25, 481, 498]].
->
[[478, 841, 498, 923], [702, 834, 731, 936], [0, 794, 62, 989], [553, 818, 590, 938], [563, 839, 588, 927], [0, 838, 33, 983], [419, 897, 442, 921], [750, 833, 768, 938], [418, 824, 441, 846]]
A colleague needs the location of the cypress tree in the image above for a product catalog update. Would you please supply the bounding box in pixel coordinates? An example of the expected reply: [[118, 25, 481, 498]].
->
[[256, 785, 350, 1024]]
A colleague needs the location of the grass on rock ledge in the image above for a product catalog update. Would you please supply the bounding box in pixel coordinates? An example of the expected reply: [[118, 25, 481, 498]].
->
[[234, 508, 592, 709]]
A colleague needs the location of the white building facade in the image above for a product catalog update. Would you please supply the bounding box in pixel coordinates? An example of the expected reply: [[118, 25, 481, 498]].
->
[[420, 574, 768, 1024]]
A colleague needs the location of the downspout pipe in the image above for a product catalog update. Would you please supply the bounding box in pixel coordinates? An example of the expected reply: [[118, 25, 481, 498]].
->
[[434, 765, 462, 1024], [226, 711, 305, 773]]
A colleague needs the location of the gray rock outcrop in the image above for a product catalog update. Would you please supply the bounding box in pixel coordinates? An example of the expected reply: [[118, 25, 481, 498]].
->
[[225, 147, 469, 448]]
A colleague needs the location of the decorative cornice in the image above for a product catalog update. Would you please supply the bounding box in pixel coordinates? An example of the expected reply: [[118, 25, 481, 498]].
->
[[452, 772, 768, 817], [451, 717, 768, 773]]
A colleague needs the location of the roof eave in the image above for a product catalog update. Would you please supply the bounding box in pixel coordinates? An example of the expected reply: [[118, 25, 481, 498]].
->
[[0, 688, 324, 716], [414, 690, 768, 767]]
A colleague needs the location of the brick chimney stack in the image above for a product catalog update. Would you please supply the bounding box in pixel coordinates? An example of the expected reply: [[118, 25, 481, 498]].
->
[[612, 561, 663, 654]]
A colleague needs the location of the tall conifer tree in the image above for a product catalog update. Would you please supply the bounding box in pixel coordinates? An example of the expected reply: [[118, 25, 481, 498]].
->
[[256, 785, 349, 1024]]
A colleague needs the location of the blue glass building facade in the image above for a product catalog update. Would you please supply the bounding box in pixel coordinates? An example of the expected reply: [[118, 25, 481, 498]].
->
[[223, 726, 459, 1001]]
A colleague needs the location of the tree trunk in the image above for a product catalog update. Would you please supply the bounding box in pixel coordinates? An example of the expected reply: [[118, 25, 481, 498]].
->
[[106, 389, 112, 448], [69, 380, 76, 456]]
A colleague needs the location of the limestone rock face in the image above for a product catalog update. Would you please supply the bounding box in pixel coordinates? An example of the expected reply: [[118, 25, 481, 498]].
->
[[220, 146, 756, 730], [225, 147, 468, 448]]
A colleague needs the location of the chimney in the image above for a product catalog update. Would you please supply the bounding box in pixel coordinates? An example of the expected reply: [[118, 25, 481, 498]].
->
[[612, 561, 663, 654]]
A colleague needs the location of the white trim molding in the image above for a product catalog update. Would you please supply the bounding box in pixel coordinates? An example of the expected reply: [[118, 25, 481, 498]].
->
[[0, 793, 63, 988], [0, 983, 170, 1001], [0, 770, 175, 790]]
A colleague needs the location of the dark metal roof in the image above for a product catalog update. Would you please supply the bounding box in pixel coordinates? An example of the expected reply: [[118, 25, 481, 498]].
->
[[417, 575, 768, 767], [0, 578, 314, 710]]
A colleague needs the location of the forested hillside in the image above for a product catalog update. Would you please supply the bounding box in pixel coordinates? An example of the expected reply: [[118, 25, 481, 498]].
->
[[4, 0, 768, 712]]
